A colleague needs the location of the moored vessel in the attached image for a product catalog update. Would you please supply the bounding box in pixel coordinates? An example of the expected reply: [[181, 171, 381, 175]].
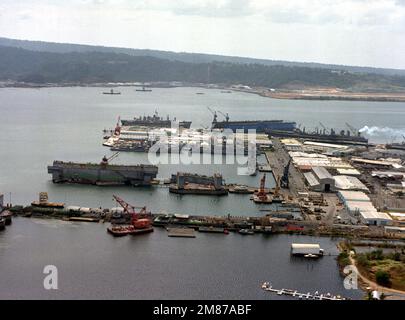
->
[[120, 111, 191, 128], [0, 210, 13, 225], [210, 111, 296, 133], [48, 154, 158, 186], [103, 88, 121, 95]]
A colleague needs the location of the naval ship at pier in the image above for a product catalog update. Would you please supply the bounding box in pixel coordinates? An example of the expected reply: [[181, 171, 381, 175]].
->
[[120, 111, 192, 128]]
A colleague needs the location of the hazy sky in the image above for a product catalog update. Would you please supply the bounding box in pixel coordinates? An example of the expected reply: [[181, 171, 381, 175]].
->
[[1, 0, 405, 69]]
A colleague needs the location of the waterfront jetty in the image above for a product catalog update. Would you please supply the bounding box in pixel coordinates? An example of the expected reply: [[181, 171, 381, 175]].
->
[[261, 282, 346, 300]]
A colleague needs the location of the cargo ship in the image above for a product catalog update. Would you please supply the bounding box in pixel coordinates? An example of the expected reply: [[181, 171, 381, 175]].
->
[[210, 112, 296, 133], [266, 128, 368, 146], [48, 155, 158, 186], [120, 111, 192, 128]]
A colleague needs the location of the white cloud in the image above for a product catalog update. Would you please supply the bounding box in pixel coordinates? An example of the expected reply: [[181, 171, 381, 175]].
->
[[0, 0, 404, 68]]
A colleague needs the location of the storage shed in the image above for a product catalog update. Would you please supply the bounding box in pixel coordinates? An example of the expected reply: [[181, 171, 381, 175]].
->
[[360, 211, 392, 226], [312, 167, 335, 192]]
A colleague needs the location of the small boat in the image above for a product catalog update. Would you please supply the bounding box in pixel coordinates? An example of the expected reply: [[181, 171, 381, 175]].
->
[[304, 254, 319, 259], [229, 185, 253, 194], [136, 86, 152, 92], [0, 211, 12, 225], [0, 217, 5, 231], [239, 228, 254, 235], [103, 89, 121, 95]]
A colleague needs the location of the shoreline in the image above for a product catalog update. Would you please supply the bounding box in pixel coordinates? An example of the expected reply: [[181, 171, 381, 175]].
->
[[2, 83, 405, 103], [337, 241, 405, 298]]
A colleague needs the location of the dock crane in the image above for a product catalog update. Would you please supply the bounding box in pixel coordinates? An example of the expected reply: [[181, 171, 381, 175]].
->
[[345, 122, 360, 137], [272, 175, 284, 203], [114, 116, 121, 136], [318, 122, 328, 135], [280, 159, 291, 189], [100, 152, 120, 166], [217, 110, 230, 122], [207, 106, 218, 123], [112, 195, 151, 229], [252, 174, 272, 203]]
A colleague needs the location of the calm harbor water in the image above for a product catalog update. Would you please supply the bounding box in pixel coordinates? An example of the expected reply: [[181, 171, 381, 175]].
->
[[1, 86, 404, 299], [0, 217, 362, 300]]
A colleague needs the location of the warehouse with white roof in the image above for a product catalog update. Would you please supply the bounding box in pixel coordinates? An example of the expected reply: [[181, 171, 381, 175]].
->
[[311, 167, 335, 192], [359, 211, 392, 226]]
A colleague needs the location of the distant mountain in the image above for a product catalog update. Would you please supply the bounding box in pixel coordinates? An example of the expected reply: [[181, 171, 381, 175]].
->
[[1, 44, 405, 91], [1, 37, 405, 77]]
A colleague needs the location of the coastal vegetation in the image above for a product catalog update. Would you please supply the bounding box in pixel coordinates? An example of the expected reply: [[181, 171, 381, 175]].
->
[[338, 241, 405, 291], [1, 44, 405, 93]]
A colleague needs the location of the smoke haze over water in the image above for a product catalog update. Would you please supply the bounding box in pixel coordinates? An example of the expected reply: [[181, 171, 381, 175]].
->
[[359, 126, 405, 142]]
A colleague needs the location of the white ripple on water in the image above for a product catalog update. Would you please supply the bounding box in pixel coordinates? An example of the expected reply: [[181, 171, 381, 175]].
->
[[31, 219, 79, 228]]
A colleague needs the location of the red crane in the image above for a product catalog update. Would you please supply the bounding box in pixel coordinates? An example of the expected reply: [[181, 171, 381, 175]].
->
[[256, 174, 267, 197], [114, 116, 121, 136], [112, 195, 151, 229]]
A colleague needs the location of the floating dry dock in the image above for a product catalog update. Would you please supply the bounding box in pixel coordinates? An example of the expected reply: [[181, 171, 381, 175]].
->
[[169, 172, 228, 195], [48, 157, 158, 186]]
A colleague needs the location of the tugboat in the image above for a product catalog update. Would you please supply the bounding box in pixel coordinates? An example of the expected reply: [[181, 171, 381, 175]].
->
[[239, 228, 254, 235]]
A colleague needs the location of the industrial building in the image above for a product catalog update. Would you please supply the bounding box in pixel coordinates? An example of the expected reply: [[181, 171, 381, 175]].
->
[[303, 167, 335, 192], [337, 190, 370, 202], [338, 190, 392, 226], [359, 211, 392, 226], [333, 175, 368, 191], [385, 226, 405, 234], [387, 212, 405, 226]]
